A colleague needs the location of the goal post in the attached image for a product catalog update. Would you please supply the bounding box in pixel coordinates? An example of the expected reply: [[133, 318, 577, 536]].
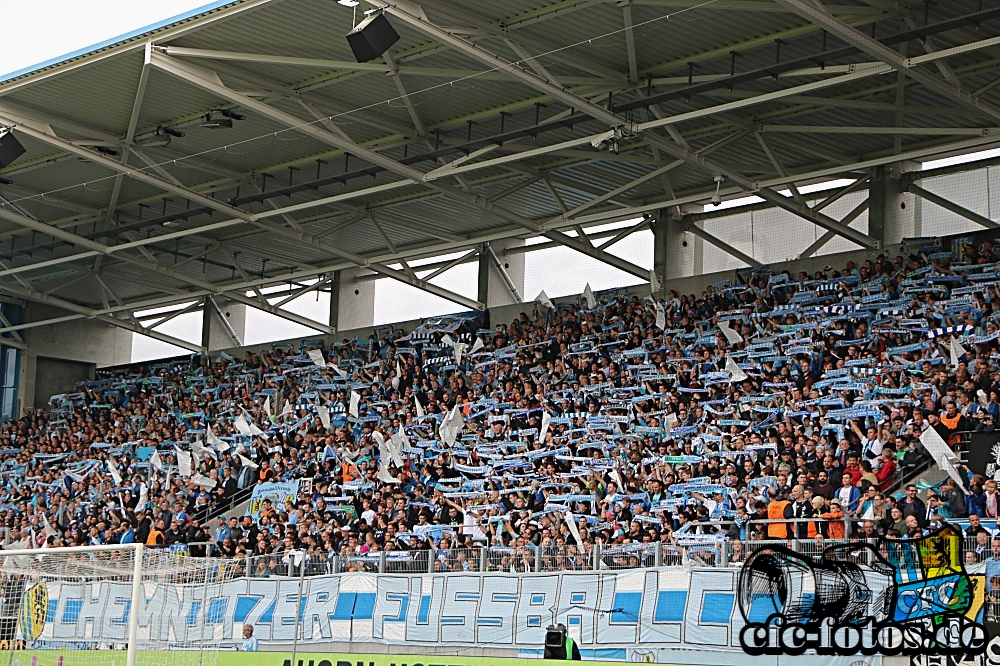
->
[[0, 542, 224, 666]]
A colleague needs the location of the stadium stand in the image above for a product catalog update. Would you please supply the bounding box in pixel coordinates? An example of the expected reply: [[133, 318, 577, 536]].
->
[[6, 237, 1000, 575]]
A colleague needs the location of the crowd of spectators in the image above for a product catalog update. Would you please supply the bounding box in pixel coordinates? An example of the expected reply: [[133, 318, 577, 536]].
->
[[3, 238, 1000, 573]]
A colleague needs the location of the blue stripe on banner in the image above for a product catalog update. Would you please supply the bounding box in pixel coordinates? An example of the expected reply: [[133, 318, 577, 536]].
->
[[700, 593, 735, 624], [653, 590, 687, 622], [353, 592, 376, 620], [259, 599, 276, 624], [477, 617, 503, 626], [440, 618, 465, 625], [62, 599, 83, 623], [746, 593, 780, 624], [417, 595, 431, 623], [207, 598, 228, 625], [385, 593, 408, 622], [45, 598, 57, 624], [455, 593, 481, 602], [187, 601, 202, 626], [611, 592, 642, 623], [233, 596, 262, 624], [530, 593, 545, 604], [493, 593, 519, 602]]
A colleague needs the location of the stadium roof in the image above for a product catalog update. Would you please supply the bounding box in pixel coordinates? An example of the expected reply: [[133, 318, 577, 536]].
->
[[1, 0, 1000, 351]]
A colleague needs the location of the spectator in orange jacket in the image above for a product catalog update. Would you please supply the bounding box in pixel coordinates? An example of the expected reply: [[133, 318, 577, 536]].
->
[[822, 499, 846, 540]]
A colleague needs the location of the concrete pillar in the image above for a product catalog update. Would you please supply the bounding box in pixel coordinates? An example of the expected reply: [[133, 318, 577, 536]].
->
[[480, 239, 525, 308], [653, 210, 699, 294], [201, 297, 246, 351], [330, 268, 375, 333], [868, 163, 918, 251]]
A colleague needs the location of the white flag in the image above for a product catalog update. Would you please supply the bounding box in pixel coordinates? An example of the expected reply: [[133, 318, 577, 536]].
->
[[307, 349, 327, 368], [565, 511, 584, 547], [440, 404, 463, 446], [653, 301, 666, 331], [206, 426, 229, 452], [664, 412, 678, 435], [393, 360, 402, 389], [720, 324, 744, 345], [349, 390, 360, 418], [539, 409, 552, 443], [263, 395, 272, 421], [150, 451, 163, 472], [191, 473, 217, 489], [240, 409, 266, 437], [470, 337, 484, 354], [237, 453, 258, 470], [378, 458, 400, 484], [414, 395, 425, 418], [138, 482, 148, 509], [535, 290, 554, 309], [42, 514, 57, 538], [233, 414, 253, 436], [583, 283, 596, 309], [176, 448, 192, 477], [106, 459, 122, 485], [950, 336, 968, 369], [649, 269, 661, 295], [453, 341, 469, 365], [726, 355, 748, 382], [920, 426, 966, 490], [280, 401, 294, 419], [192, 439, 217, 462], [390, 426, 410, 462], [332, 364, 347, 378], [316, 402, 331, 431]]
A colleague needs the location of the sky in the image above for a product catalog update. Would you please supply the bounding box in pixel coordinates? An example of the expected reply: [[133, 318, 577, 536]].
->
[[1, 1, 214, 79]]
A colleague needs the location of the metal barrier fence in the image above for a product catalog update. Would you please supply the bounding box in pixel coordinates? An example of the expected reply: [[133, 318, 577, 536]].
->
[[219, 531, 1000, 577]]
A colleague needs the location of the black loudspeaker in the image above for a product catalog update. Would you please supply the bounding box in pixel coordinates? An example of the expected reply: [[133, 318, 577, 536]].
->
[[346, 12, 400, 63], [0, 132, 24, 169]]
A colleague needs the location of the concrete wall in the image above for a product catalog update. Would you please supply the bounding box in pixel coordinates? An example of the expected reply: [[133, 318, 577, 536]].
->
[[19, 302, 132, 411], [32, 356, 94, 408], [23, 303, 132, 367]]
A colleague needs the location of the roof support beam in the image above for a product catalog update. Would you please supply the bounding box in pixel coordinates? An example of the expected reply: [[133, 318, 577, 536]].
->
[[798, 197, 870, 258], [368, 262, 482, 310], [542, 229, 649, 280], [907, 183, 1000, 229], [621, 2, 639, 84], [0, 204, 339, 334], [108, 43, 153, 220], [0, 277, 204, 352], [370, 0, 879, 251], [147, 51, 545, 237], [683, 220, 762, 268], [383, 52, 426, 136], [772, 0, 1000, 123], [0, 119, 258, 224]]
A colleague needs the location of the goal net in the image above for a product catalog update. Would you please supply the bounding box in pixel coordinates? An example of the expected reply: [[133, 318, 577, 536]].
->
[[0, 543, 228, 666]]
